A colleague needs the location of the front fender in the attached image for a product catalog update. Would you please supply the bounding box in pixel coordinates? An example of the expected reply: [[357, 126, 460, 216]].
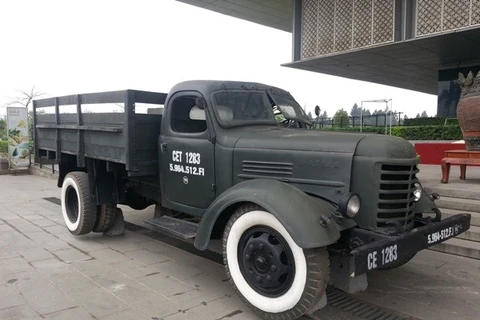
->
[[413, 192, 438, 214], [194, 179, 354, 251]]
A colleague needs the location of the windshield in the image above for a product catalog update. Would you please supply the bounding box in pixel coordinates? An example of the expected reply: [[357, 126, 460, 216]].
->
[[212, 91, 276, 127], [269, 94, 312, 125]]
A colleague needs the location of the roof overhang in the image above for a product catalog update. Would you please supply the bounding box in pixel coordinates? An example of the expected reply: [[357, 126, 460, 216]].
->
[[176, 0, 292, 32], [176, 1, 480, 95], [285, 28, 480, 95]]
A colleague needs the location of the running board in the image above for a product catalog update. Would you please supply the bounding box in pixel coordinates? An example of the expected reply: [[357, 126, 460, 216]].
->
[[144, 216, 198, 240]]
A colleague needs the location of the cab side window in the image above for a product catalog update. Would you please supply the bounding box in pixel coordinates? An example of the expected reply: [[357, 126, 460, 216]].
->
[[171, 96, 207, 133]]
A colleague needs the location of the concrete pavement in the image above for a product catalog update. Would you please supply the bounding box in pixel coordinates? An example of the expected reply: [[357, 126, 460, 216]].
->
[[0, 174, 247, 320], [0, 172, 479, 320]]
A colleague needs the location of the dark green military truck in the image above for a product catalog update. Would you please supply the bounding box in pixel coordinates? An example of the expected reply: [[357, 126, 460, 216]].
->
[[34, 81, 471, 320]]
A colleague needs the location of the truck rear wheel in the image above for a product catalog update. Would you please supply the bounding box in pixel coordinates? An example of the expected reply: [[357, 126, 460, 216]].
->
[[61, 172, 97, 235], [222, 204, 329, 320], [93, 204, 116, 232]]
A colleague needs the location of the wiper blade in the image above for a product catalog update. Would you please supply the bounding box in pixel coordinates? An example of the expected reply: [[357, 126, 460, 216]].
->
[[285, 115, 312, 125]]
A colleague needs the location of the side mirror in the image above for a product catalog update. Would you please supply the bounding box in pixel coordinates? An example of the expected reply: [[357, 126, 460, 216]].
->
[[195, 97, 207, 110], [314, 105, 320, 116]]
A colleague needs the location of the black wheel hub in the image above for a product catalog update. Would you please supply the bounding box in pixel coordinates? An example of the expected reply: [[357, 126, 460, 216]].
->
[[65, 186, 79, 223], [238, 226, 295, 297]]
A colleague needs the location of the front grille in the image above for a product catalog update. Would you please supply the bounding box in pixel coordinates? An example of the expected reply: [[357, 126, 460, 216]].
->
[[377, 164, 419, 229]]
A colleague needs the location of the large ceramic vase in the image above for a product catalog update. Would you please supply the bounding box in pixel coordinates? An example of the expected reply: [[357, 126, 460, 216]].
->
[[457, 71, 480, 151]]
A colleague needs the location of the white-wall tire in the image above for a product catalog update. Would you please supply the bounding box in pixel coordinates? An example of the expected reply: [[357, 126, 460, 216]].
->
[[61, 172, 97, 235], [222, 204, 329, 320]]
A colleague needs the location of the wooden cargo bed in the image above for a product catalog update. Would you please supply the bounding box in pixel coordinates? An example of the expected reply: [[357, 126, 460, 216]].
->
[[34, 89, 166, 177]]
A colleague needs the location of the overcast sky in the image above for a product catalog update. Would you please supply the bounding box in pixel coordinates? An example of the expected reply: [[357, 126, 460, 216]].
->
[[0, 0, 437, 118]]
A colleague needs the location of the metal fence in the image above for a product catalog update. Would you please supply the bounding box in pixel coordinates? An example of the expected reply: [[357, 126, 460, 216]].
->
[[312, 112, 404, 129]]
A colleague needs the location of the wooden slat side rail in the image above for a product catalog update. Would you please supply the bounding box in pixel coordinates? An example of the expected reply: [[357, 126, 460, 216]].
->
[[35, 124, 123, 133]]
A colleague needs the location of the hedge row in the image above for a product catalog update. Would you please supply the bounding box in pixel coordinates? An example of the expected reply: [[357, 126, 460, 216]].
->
[[403, 117, 458, 126], [391, 125, 462, 140], [0, 140, 7, 156], [320, 125, 463, 140]]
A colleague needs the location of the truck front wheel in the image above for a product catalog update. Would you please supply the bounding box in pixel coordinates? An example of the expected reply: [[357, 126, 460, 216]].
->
[[61, 172, 97, 235], [222, 204, 329, 320]]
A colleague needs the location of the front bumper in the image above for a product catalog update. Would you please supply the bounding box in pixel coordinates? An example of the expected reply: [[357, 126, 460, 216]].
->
[[350, 213, 471, 276]]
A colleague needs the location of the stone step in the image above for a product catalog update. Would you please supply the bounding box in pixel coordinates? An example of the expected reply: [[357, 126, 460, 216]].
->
[[429, 238, 480, 260], [457, 226, 480, 242], [429, 208, 480, 258], [30, 164, 58, 180], [434, 196, 480, 213], [424, 185, 480, 201], [441, 208, 480, 227], [424, 186, 480, 201]]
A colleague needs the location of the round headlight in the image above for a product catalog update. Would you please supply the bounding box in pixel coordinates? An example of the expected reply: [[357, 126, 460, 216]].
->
[[339, 193, 361, 219], [413, 182, 423, 202]]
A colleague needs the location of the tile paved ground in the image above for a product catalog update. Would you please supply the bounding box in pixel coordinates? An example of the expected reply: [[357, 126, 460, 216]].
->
[[0, 173, 479, 320], [0, 175, 254, 320]]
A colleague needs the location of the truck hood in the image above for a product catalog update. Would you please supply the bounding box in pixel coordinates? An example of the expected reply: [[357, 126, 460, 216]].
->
[[232, 128, 417, 205], [234, 128, 368, 153]]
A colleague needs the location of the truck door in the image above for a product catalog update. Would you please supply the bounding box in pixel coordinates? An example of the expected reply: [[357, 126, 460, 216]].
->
[[159, 92, 215, 210]]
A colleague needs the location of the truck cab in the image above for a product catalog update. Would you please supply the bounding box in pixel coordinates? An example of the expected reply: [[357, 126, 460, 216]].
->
[[159, 81, 312, 213], [34, 80, 471, 320]]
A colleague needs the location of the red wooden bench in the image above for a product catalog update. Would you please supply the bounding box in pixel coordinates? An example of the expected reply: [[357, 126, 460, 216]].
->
[[441, 149, 480, 183]]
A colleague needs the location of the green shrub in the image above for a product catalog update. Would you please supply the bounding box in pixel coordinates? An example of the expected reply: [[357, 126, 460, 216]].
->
[[318, 125, 463, 140], [404, 117, 458, 126], [390, 125, 462, 140], [0, 140, 7, 156]]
